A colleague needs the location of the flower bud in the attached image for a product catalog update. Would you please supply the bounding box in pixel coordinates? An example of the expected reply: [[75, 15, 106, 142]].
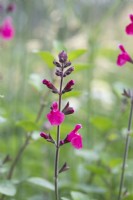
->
[[55, 69, 63, 77], [40, 132, 55, 143], [62, 80, 75, 93], [40, 132, 49, 139], [58, 51, 68, 63], [53, 60, 61, 68], [63, 67, 74, 77], [62, 102, 74, 115], [64, 61, 71, 68], [42, 79, 58, 93]]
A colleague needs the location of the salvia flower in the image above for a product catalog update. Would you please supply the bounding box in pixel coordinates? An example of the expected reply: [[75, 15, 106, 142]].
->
[[58, 50, 68, 63], [117, 44, 132, 66], [42, 79, 58, 93], [125, 14, 133, 35], [64, 124, 83, 149], [47, 102, 65, 126], [62, 80, 75, 93], [0, 17, 15, 40]]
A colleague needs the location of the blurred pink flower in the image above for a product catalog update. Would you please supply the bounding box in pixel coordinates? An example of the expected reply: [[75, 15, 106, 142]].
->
[[66, 124, 83, 149], [47, 102, 65, 126], [117, 44, 132, 66], [125, 14, 133, 35], [0, 17, 15, 40]]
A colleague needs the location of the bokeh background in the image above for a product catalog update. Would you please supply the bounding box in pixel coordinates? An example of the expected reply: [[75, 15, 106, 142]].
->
[[1, 0, 133, 199]]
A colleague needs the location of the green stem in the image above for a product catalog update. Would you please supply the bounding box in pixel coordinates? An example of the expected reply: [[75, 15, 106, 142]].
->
[[117, 97, 133, 200], [54, 66, 64, 200]]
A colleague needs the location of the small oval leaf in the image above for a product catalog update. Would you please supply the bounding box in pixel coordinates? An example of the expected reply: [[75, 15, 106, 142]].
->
[[68, 49, 87, 61], [0, 181, 16, 196], [27, 177, 54, 191]]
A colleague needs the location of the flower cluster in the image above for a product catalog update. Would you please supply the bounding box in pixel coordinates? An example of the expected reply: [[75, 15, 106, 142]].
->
[[0, 2, 16, 40], [117, 14, 133, 67], [40, 51, 83, 149]]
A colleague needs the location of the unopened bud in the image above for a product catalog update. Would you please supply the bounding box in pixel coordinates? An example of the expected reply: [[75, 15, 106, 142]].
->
[[53, 60, 61, 68], [62, 102, 74, 115], [64, 61, 71, 68], [62, 80, 75, 93], [42, 79, 58, 93], [40, 132, 55, 144], [55, 69, 63, 77], [40, 132, 49, 139], [58, 51, 68, 63], [63, 67, 74, 77]]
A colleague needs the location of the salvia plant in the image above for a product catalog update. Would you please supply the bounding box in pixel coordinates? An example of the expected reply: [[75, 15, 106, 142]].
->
[[40, 50, 83, 200], [116, 14, 133, 200]]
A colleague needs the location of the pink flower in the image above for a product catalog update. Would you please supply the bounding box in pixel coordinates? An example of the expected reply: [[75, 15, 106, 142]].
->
[[47, 102, 65, 126], [0, 17, 15, 40], [117, 44, 132, 66], [66, 124, 83, 149], [125, 14, 133, 35]]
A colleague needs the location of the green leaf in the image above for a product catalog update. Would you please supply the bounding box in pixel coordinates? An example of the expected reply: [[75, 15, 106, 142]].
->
[[108, 158, 122, 168], [123, 195, 133, 200], [0, 181, 16, 196], [37, 51, 54, 68], [90, 116, 113, 131], [74, 63, 92, 72], [62, 91, 81, 99], [71, 191, 89, 200], [16, 120, 39, 132], [27, 177, 54, 191], [68, 49, 87, 61]]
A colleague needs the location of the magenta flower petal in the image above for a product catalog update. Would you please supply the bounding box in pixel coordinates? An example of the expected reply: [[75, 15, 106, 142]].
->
[[129, 14, 133, 22], [47, 102, 65, 126], [71, 134, 83, 149], [125, 23, 133, 35], [66, 124, 83, 149], [0, 17, 15, 40], [117, 45, 132, 66]]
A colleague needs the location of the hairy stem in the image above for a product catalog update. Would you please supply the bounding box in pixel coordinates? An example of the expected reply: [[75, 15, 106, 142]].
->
[[54, 66, 64, 200], [117, 96, 133, 200]]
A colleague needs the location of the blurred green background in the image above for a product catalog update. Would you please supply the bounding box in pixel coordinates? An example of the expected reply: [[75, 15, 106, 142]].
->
[[1, 0, 133, 199]]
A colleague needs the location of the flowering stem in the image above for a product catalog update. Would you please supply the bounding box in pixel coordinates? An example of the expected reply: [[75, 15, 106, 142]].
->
[[54, 65, 64, 200], [117, 96, 133, 200]]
